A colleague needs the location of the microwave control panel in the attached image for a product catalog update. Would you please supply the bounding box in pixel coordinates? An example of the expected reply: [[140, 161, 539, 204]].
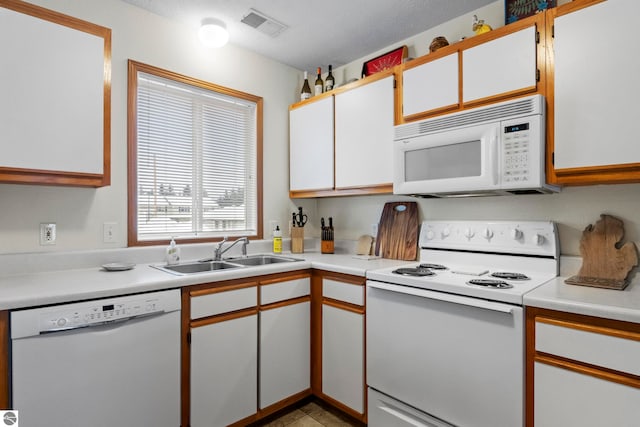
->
[[501, 115, 542, 186]]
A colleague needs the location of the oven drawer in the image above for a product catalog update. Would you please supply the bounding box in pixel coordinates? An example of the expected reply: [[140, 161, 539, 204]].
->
[[368, 388, 453, 427], [366, 280, 524, 427]]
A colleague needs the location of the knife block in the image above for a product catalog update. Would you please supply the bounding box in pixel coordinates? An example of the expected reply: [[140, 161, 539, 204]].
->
[[321, 240, 334, 254], [291, 227, 304, 254]]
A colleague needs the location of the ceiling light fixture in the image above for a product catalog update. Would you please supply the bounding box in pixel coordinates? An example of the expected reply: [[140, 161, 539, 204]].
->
[[198, 18, 229, 48]]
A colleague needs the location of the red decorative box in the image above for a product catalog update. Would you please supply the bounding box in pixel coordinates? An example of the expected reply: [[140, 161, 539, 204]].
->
[[361, 46, 408, 77]]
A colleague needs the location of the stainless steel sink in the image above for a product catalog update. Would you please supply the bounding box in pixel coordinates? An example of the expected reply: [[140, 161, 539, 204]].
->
[[153, 254, 303, 275], [224, 254, 303, 266], [153, 261, 242, 275]]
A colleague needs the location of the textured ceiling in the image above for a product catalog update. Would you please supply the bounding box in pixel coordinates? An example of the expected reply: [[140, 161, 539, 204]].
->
[[121, 0, 496, 71]]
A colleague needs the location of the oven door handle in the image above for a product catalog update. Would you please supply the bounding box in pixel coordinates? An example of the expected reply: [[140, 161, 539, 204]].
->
[[367, 281, 515, 314]]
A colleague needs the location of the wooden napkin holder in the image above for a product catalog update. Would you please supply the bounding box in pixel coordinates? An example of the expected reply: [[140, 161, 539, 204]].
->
[[565, 214, 638, 290]]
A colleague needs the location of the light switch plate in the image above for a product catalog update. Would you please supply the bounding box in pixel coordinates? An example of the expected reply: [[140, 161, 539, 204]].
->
[[103, 222, 117, 243]]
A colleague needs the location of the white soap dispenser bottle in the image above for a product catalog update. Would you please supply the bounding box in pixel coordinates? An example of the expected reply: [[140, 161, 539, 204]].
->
[[166, 237, 180, 265]]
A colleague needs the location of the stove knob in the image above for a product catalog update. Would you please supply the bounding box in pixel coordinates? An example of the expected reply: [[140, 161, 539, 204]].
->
[[441, 227, 451, 238], [425, 230, 435, 240], [531, 233, 545, 246], [510, 228, 523, 240], [464, 228, 475, 239], [481, 228, 494, 240]]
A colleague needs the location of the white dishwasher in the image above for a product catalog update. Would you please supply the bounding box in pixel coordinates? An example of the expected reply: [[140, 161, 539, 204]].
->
[[10, 288, 181, 427]]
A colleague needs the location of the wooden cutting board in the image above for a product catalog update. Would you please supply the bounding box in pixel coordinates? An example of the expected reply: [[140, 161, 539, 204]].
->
[[375, 202, 419, 260]]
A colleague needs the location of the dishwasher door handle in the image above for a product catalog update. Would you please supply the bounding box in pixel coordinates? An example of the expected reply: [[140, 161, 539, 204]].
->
[[367, 280, 515, 314]]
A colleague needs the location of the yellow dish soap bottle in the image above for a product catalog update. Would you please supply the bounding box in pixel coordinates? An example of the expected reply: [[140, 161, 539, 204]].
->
[[273, 226, 282, 254]]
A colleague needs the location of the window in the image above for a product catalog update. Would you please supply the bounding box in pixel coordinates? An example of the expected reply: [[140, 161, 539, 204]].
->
[[128, 61, 262, 245]]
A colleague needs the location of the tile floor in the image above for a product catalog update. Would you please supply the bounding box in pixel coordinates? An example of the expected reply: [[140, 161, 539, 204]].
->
[[255, 400, 361, 427]]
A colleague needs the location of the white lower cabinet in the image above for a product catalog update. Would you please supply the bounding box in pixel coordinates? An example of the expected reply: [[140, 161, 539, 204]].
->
[[322, 304, 364, 413], [534, 362, 640, 427], [259, 275, 311, 409], [318, 273, 366, 420], [260, 301, 310, 408], [187, 282, 258, 426], [528, 307, 640, 427], [190, 314, 258, 426]]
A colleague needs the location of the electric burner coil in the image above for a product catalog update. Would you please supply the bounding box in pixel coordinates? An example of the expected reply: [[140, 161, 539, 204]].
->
[[393, 267, 435, 277], [490, 272, 530, 280], [466, 279, 513, 289]]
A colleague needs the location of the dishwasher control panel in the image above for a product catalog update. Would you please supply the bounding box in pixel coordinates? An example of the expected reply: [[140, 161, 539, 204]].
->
[[11, 289, 181, 338]]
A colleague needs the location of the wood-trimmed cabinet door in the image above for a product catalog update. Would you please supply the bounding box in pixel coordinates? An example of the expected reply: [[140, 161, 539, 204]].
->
[[289, 96, 334, 193], [462, 13, 543, 107], [185, 281, 259, 427], [0, 1, 111, 187], [334, 74, 395, 190], [526, 307, 640, 427], [548, 0, 640, 185], [317, 272, 366, 422], [400, 51, 459, 122], [259, 274, 311, 412]]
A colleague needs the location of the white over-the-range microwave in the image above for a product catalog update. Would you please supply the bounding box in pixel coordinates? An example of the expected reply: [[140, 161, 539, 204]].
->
[[393, 94, 559, 197]]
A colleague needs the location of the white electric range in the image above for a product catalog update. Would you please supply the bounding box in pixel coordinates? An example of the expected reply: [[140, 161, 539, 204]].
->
[[366, 220, 559, 427]]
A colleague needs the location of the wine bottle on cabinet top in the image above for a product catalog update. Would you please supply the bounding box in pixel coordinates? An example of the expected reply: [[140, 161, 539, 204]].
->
[[325, 65, 335, 92], [314, 67, 323, 96], [300, 71, 311, 100]]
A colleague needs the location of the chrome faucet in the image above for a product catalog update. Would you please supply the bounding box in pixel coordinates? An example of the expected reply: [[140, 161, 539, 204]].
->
[[213, 236, 250, 261]]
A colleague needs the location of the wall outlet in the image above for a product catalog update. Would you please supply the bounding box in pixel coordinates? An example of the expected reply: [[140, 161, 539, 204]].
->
[[40, 223, 56, 245], [103, 222, 117, 243]]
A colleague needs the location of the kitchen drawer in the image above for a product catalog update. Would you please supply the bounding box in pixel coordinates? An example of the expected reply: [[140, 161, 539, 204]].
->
[[191, 286, 257, 319], [536, 320, 640, 376], [323, 279, 363, 306], [260, 277, 310, 305]]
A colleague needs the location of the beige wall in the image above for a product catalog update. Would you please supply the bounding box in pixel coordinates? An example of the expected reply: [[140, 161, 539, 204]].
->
[[0, 0, 301, 254], [2, 0, 635, 258], [316, 0, 640, 257]]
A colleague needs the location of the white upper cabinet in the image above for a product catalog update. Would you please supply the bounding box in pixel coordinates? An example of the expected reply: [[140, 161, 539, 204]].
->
[[334, 75, 394, 188], [0, 1, 110, 187], [289, 96, 334, 192], [553, 0, 640, 176], [402, 52, 459, 118], [462, 25, 538, 103]]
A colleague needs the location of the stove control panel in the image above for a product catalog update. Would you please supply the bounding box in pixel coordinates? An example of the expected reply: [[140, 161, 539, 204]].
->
[[419, 220, 558, 257]]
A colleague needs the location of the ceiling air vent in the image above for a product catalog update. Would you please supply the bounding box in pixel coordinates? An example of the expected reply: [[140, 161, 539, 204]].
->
[[240, 8, 287, 37]]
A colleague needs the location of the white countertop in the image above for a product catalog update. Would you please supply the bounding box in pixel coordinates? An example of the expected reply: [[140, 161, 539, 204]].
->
[[524, 268, 640, 324], [4, 245, 640, 325], [524, 277, 640, 323], [0, 243, 409, 311]]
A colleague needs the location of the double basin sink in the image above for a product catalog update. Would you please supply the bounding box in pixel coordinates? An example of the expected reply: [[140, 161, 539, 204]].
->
[[153, 254, 303, 275]]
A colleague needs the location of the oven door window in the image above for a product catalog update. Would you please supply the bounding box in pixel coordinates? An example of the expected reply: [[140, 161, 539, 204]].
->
[[405, 140, 481, 181]]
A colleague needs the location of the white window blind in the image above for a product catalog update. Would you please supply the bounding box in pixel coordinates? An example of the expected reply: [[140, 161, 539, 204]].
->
[[135, 71, 258, 241]]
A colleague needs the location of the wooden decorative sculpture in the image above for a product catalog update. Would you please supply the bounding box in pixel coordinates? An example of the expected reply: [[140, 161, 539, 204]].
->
[[565, 214, 638, 290]]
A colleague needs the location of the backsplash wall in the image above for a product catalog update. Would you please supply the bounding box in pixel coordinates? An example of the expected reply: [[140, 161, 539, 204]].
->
[[317, 184, 640, 257]]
